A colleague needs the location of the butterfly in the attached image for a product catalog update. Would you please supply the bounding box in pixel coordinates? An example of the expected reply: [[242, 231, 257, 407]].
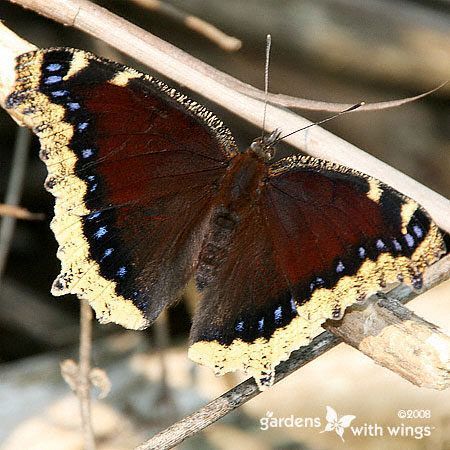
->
[[6, 48, 446, 389], [320, 406, 356, 442]]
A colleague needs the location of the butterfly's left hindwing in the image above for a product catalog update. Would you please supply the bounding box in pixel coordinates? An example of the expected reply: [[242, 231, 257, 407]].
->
[[6, 48, 236, 329]]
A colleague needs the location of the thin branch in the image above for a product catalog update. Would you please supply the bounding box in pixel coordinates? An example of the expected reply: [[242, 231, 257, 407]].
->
[[136, 254, 450, 450], [242, 81, 448, 112], [4, 0, 450, 232], [131, 0, 241, 51], [153, 311, 173, 405], [78, 299, 96, 450], [0, 127, 31, 282], [0, 204, 44, 220]]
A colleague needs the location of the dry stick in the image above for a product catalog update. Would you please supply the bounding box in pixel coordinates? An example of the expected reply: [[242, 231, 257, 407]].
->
[[78, 299, 96, 450], [137, 255, 450, 450], [131, 0, 241, 51], [0, 127, 31, 282], [154, 311, 172, 404], [6, 0, 450, 232], [0, 203, 44, 220]]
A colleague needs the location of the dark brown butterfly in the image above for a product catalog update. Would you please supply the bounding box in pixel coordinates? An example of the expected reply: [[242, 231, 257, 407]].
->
[[6, 48, 445, 388]]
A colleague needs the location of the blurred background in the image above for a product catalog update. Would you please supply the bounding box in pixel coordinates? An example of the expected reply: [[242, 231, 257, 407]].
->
[[0, 1, 449, 449]]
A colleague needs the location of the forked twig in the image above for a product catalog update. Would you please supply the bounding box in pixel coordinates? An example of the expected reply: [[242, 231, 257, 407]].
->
[[131, 0, 241, 51]]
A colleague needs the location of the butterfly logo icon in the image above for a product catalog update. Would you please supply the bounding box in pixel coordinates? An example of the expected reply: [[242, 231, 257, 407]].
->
[[320, 406, 356, 442]]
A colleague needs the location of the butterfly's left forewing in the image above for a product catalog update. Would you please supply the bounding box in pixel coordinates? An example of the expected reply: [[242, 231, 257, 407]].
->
[[7, 48, 237, 329]]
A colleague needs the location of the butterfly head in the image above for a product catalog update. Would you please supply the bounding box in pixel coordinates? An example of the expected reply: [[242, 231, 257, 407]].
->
[[250, 129, 281, 162]]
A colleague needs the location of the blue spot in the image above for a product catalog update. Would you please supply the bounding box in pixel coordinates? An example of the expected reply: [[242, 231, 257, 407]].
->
[[315, 277, 324, 287], [376, 239, 386, 250], [405, 233, 415, 248], [358, 246, 366, 259], [258, 317, 264, 332], [274, 306, 282, 323], [67, 102, 80, 111], [87, 175, 97, 192], [290, 297, 297, 312], [116, 266, 127, 278], [46, 63, 62, 72], [44, 75, 62, 84], [51, 90, 68, 97], [87, 211, 101, 220], [78, 122, 89, 131], [132, 291, 139, 299], [413, 225, 423, 238], [103, 248, 113, 257], [336, 261, 345, 273], [310, 277, 325, 292], [235, 321, 244, 332], [82, 148, 94, 158], [94, 226, 107, 239], [392, 239, 402, 251]]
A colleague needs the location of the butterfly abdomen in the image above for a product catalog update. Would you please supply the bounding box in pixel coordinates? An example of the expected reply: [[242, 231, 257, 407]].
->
[[195, 152, 268, 290]]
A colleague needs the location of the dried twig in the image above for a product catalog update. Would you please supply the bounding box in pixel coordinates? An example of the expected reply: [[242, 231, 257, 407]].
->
[[0, 127, 31, 282], [136, 255, 450, 450], [131, 0, 241, 51], [78, 299, 96, 450], [60, 302, 97, 450], [1, 4, 449, 231], [0, 203, 44, 220], [153, 311, 172, 404]]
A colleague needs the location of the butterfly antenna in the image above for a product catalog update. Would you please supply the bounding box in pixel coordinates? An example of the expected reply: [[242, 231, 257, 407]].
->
[[276, 102, 365, 142], [261, 34, 272, 141]]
